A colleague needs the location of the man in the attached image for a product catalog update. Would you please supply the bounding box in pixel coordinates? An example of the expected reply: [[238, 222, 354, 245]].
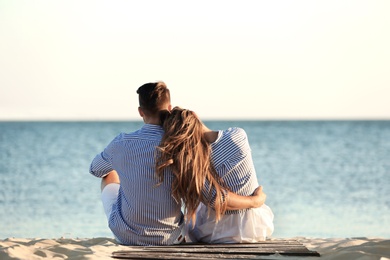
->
[[89, 81, 266, 245]]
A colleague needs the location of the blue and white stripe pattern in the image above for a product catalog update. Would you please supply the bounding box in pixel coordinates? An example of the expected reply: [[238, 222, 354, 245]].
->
[[210, 127, 259, 214], [90, 124, 184, 245]]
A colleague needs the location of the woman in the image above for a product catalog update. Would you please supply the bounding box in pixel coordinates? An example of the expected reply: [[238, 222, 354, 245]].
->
[[156, 107, 274, 243]]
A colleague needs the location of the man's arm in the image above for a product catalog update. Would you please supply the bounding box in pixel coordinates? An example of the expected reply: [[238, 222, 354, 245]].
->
[[89, 151, 114, 178], [89, 137, 117, 178], [225, 186, 266, 210]]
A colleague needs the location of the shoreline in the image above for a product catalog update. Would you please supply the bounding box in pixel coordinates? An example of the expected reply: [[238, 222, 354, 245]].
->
[[0, 237, 389, 260]]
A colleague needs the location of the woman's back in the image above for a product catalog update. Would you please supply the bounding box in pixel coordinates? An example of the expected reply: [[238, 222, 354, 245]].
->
[[187, 127, 274, 243]]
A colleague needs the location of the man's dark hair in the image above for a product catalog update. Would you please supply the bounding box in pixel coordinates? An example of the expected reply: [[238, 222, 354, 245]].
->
[[137, 81, 170, 116]]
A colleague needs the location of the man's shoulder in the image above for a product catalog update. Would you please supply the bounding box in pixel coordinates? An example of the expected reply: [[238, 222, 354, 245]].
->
[[112, 127, 163, 143], [110, 129, 141, 142]]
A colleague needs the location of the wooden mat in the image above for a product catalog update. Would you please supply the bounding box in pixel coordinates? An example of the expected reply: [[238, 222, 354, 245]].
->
[[112, 239, 320, 259]]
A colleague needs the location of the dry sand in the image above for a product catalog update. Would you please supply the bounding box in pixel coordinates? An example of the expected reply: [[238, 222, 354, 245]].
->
[[0, 237, 389, 260]]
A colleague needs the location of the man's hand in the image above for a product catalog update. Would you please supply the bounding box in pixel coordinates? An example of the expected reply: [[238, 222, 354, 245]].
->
[[251, 186, 266, 208], [224, 186, 267, 211]]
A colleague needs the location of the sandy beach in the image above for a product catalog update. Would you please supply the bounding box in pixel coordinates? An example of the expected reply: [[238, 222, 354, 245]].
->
[[0, 237, 389, 260]]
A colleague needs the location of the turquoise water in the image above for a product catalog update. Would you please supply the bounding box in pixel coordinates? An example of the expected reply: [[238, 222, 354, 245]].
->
[[0, 121, 389, 239]]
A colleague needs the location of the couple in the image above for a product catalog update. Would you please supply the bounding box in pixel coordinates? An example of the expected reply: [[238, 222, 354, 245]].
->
[[89, 82, 274, 246]]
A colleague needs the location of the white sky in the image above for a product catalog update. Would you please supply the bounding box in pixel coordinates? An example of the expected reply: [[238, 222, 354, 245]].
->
[[1, 0, 389, 120]]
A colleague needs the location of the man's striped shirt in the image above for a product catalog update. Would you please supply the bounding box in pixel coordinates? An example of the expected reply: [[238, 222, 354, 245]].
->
[[89, 124, 184, 245]]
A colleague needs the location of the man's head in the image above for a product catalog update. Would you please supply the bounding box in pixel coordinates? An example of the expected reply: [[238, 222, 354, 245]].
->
[[137, 81, 171, 122]]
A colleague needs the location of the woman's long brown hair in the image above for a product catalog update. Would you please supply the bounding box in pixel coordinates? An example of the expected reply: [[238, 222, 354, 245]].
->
[[156, 107, 227, 223]]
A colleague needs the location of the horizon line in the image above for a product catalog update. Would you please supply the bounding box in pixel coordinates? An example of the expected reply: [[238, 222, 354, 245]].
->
[[1, 117, 390, 122]]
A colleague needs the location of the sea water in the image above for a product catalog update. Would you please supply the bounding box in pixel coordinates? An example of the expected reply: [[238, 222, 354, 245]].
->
[[0, 121, 389, 239]]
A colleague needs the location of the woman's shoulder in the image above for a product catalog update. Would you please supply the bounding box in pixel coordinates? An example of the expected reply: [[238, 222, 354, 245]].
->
[[212, 127, 249, 150], [223, 127, 248, 140]]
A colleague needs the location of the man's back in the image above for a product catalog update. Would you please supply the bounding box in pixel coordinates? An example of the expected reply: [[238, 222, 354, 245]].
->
[[90, 124, 184, 245]]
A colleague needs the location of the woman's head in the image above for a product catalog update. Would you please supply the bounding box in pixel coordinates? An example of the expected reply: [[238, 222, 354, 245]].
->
[[156, 107, 227, 223], [159, 107, 203, 142]]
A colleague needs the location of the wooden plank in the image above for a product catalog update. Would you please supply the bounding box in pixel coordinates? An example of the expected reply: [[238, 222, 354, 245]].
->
[[113, 252, 270, 259], [112, 240, 320, 259], [166, 240, 304, 248], [114, 246, 314, 254]]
